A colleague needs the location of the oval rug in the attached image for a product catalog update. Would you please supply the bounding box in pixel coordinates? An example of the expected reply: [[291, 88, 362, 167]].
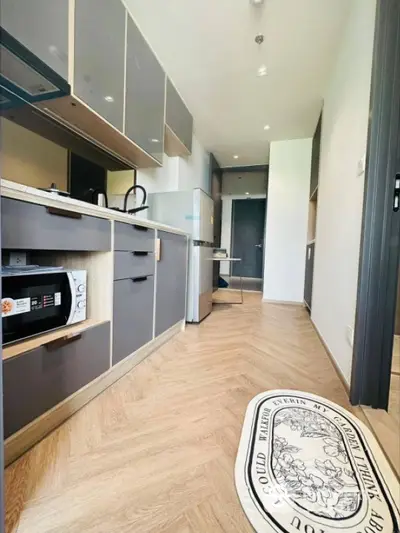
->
[[235, 390, 400, 532]]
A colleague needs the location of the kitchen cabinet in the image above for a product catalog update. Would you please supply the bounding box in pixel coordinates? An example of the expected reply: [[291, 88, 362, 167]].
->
[[1, 0, 164, 169], [74, 0, 125, 132], [165, 78, 193, 156], [155, 231, 187, 337], [114, 221, 155, 252], [125, 16, 165, 163], [1, 197, 111, 252], [1, 0, 69, 80], [3, 322, 110, 439], [113, 276, 154, 365], [304, 242, 315, 310], [114, 251, 155, 281]]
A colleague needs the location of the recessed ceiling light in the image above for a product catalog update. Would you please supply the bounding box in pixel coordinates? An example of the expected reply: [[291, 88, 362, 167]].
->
[[150, 138, 160, 143], [233, 155, 239, 159], [257, 65, 267, 77], [245, 192, 250, 195], [250, 0, 264, 5], [104, 95, 114, 103], [264, 124, 270, 130]]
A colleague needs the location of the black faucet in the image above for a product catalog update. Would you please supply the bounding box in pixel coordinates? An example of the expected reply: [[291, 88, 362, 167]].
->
[[123, 185, 149, 214]]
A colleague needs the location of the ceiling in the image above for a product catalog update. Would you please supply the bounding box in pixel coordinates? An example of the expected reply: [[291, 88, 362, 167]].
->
[[124, 0, 351, 167]]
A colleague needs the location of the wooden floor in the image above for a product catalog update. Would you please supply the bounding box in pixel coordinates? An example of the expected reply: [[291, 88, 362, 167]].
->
[[362, 335, 400, 478], [4, 293, 391, 533]]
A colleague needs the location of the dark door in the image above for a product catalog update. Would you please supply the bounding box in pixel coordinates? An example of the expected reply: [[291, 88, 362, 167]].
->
[[231, 199, 266, 278], [69, 152, 106, 202], [351, 0, 400, 408]]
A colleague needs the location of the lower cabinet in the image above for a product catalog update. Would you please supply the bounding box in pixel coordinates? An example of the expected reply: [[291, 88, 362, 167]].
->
[[113, 276, 154, 365], [155, 231, 187, 337], [304, 242, 315, 310], [3, 322, 110, 439]]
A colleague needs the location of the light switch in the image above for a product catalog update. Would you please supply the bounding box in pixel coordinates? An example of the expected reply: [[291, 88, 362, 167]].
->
[[357, 154, 366, 176]]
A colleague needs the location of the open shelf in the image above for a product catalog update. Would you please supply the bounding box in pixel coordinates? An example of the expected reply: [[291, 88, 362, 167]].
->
[[3, 318, 107, 361], [308, 198, 318, 243]]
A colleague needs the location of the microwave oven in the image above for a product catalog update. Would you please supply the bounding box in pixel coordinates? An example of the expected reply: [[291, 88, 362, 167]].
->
[[1, 267, 87, 345]]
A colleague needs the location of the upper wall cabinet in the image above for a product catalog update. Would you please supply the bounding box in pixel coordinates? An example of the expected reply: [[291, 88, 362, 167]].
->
[[74, 0, 125, 132], [165, 78, 193, 157], [0, 0, 69, 81], [2, 1, 165, 170], [125, 16, 165, 163]]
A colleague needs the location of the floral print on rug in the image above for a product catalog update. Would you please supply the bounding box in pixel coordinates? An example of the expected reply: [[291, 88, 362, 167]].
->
[[272, 408, 360, 519]]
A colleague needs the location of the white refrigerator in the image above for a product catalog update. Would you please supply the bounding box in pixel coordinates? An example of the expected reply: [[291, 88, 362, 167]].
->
[[148, 188, 214, 323]]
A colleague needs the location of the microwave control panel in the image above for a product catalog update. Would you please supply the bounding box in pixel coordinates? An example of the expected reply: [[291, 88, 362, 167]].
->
[[69, 270, 87, 324]]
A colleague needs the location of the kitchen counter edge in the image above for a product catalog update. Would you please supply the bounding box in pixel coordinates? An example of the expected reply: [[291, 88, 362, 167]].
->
[[0, 179, 189, 236]]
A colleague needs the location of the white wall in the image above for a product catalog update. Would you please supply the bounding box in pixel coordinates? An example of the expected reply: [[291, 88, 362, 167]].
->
[[220, 198, 233, 275], [1, 118, 68, 190], [136, 135, 209, 196], [312, 0, 376, 384], [263, 138, 312, 303], [222, 171, 266, 196], [177, 136, 210, 193]]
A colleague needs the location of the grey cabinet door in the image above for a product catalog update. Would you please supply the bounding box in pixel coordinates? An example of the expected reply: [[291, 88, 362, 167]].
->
[[1, 198, 111, 251], [3, 322, 110, 439], [74, 0, 125, 131], [155, 231, 187, 337], [125, 16, 165, 163], [1, 0, 69, 80], [304, 243, 315, 310], [166, 78, 193, 153], [113, 276, 154, 365]]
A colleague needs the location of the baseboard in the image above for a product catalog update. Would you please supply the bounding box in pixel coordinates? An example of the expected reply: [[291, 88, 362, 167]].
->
[[262, 298, 304, 307], [310, 318, 350, 395], [4, 320, 184, 467]]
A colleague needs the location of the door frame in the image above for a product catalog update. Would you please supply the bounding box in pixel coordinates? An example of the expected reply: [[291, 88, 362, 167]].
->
[[351, 0, 400, 408], [229, 196, 267, 278]]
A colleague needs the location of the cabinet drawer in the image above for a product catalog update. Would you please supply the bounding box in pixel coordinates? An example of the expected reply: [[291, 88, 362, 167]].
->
[[1, 198, 111, 251], [114, 251, 155, 280], [113, 276, 154, 365], [114, 221, 155, 252], [3, 322, 110, 439]]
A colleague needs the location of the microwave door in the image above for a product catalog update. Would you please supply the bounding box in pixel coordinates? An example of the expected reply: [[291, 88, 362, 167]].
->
[[2, 272, 72, 344]]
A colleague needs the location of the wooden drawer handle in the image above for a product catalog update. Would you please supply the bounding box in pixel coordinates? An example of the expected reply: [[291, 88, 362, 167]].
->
[[132, 276, 148, 283], [133, 224, 148, 232], [45, 333, 82, 351], [47, 206, 82, 219], [132, 251, 149, 256]]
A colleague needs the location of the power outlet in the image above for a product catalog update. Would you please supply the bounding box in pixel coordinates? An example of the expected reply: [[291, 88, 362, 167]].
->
[[346, 325, 354, 348], [9, 252, 27, 266]]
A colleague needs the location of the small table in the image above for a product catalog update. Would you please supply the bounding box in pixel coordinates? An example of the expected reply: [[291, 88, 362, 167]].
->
[[210, 257, 243, 304]]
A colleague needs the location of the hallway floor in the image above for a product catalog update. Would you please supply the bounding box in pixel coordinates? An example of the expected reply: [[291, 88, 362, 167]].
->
[[361, 335, 400, 478], [5, 293, 379, 533]]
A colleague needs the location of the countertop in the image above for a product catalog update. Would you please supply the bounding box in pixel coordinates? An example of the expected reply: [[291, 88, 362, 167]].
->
[[1, 179, 189, 236]]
